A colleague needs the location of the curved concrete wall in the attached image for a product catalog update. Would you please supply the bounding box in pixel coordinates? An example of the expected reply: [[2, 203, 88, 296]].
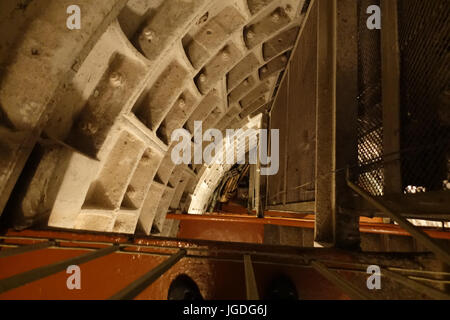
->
[[0, 0, 308, 235]]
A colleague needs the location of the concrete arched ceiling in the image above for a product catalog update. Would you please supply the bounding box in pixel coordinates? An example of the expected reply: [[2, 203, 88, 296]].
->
[[0, 0, 308, 235]]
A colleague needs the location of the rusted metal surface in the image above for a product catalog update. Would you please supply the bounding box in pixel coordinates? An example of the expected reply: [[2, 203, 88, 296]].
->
[[0, 240, 56, 258], [169, 212, 450, 240], [314, 0, 337, 246], [347, 174, 450, 265], [311, 260, 372, 300], [380, 0, 402, 195], [380, 267, 450, 300], [0, 244, 120, 295], [109, 249, 187, 300], [0, 229, 438, 270], [358, 223, 450, 241], [1, 229, 447, 299], [167, 213, 315, 229]]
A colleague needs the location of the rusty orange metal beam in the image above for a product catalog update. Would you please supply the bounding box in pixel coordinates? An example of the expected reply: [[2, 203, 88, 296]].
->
[[166, 213, 450, 240], [358, 223, 450, 240], [166, 213, 315, 229]]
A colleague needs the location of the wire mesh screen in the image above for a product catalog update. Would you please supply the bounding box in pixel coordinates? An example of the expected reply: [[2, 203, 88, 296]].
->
[[356, 0, 384, 196], [398, 0, 450, 193]]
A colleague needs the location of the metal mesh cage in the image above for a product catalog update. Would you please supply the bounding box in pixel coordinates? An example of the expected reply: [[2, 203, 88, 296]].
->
[[398, 0, 450, 192], [357, 0, 384, 196], [356, 0, 449, 195]]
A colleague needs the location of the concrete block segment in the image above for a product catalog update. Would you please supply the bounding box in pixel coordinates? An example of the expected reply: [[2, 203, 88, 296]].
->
[[0, 0, 308, 235]]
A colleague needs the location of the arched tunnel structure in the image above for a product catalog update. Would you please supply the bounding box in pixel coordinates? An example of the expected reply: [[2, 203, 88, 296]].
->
[[0, 0, 310, 235], [0, 0, 450, 301]]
